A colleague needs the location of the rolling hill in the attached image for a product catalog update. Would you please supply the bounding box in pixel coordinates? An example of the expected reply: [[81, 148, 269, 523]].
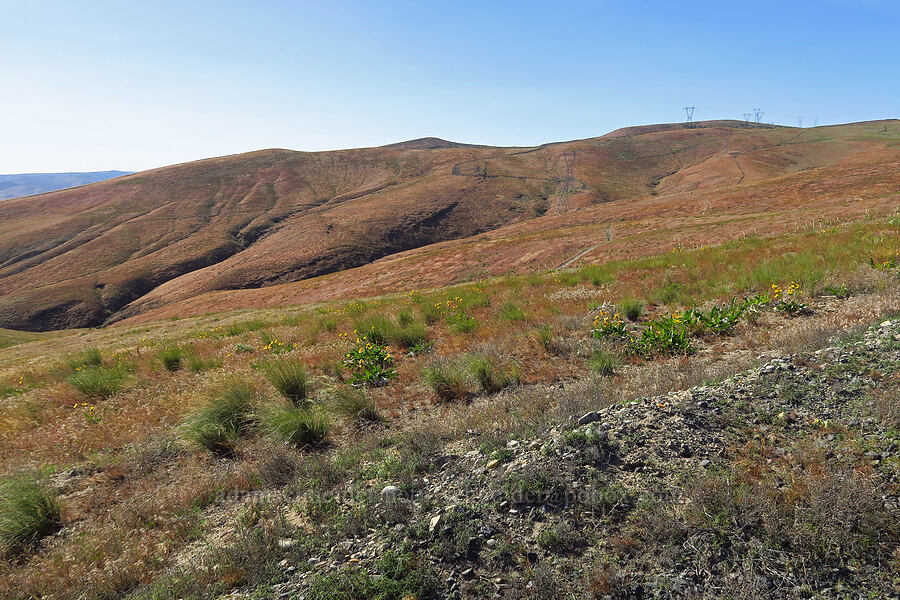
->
[[0, 171, 132, 201], [1, 119, 898, 331]]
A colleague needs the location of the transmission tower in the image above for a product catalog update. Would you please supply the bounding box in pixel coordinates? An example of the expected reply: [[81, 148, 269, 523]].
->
[[743, 113, 752, 124], [555, 151, 576, 214], [684, 106, 696, 128], [813, 117, 819, 126], [797, 116, 804, 128], [753, 108, 763, 127]]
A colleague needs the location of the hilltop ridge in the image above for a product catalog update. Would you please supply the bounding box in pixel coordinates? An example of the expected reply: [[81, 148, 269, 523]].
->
[[0, 120, 898, 331]]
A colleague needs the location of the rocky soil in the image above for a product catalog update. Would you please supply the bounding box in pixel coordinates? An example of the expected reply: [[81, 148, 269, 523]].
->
[[203, 319, 898, 599]]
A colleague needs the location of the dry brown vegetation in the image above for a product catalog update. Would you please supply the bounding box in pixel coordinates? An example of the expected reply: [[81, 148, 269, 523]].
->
[[2, 120, 898, 330], [0, 192, 897, 598]]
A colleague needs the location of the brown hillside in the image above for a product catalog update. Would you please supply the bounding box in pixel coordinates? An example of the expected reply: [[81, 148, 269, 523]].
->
[[1, 120, 898, 330]]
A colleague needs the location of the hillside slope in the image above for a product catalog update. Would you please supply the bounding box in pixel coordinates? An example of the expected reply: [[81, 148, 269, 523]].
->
[[1, 120, 898, 330]]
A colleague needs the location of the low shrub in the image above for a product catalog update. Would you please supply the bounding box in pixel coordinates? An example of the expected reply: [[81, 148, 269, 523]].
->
[[537, 521, 584, 554], [0, 475, 61, 556]]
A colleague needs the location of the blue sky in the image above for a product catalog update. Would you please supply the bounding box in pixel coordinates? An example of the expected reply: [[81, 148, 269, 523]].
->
[[1, 0, 898, 172]]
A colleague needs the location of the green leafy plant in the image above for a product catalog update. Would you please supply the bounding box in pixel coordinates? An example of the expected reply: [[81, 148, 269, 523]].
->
[[592, 307, 627, 338], [628, 313, 694, 357], [260, 355, 311, 405], [698, 298, 744, 333], [0, 475, 61, 556], [772, 282, 809, 315], [343, 335, 396, 386]]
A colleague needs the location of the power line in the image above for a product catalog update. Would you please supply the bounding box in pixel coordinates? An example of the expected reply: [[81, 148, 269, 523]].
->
[[753, 108, 763, 128], [797, 116, 804, 128]]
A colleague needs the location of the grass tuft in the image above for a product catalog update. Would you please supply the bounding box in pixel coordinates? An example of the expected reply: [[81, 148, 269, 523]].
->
[[182, 377, 258, 455], [618, 298, 645, 322], [259, 355, 311, 405], [65, 348, 102, 371], [330, 387, 382, 424], [0, 475, 61, 556], [265, 406, 330, 448], [157, 346, 184, 371], [590, 348, 620, 376], [68, 366, 126, 399], [422, 360, 470, 402]]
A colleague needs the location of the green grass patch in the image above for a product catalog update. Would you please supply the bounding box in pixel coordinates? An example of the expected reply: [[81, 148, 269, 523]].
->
[[259, 355, 311, 405], [182, 377, 259, 455], [0, 475, 60, 556]]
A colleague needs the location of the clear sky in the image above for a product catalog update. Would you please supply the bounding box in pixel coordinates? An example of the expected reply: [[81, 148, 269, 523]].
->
[[1, 0, 898, 173]]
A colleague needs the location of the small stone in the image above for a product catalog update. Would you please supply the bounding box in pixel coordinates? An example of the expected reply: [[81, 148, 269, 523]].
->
[[429, 514, 442, 534], [506, 439, 520, 448], [461, 568, 475, 580], [578, 411, 600, 425], [486, 459, 501, 469], [381, 485, 401, 502], [277, 538, 297, 549], [699, 459, 711, 467]]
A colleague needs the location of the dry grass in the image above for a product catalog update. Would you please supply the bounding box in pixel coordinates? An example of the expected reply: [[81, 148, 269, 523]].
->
[[0, 216, 897, 598]]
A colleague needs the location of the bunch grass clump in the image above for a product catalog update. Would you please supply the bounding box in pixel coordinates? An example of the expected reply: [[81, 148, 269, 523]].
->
[[0, 475, 61, 556], [354, 314, 428, 349], [157, 346, 184, 371], [260, 355, 311, 405], [265, 406, 330, 448], [68, 365, 126, 399], [466, 353, 520, 394], [65, 347, 102, 371], [421, 360, 470, 402], [618, 298, 645, 322], [590, 348, 621, 376], [182, 376, 259, 455], [330, 387, 382, 424]]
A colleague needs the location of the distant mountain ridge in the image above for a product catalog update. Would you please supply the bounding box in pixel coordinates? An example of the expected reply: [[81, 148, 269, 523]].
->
[[0, 120, 898, 331], [0, 171, 132, 200]]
